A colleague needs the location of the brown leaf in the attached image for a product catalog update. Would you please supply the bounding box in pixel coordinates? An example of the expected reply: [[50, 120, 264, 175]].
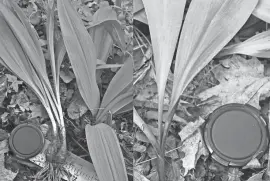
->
[[198, 56, 270, 117]]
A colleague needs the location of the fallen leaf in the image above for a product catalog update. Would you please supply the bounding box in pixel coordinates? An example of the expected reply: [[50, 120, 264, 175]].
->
[[198, 56, 270, 116], [178, 117, 205, 142], [246, 170, 265, 181], [29, 104, 48, 119], [6, 74, 23, 92], [181, 131, 206, 176], [0, 140, 17, 180], [60, 69, 75, 83], [0, 112, 9, 123], [243, 158, 262, 169], [133, 142, 147, 153], [9, 91, 30, 111], [67, 90, 89, 119], [134, 170, 150, 181]]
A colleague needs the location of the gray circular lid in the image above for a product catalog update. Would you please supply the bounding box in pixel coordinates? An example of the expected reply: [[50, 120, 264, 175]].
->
[[204, 103, 269, 166], [9, 123, 44, 159]]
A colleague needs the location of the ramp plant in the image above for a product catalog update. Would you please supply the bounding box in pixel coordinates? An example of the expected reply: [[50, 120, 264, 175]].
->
[[0, 0, 131, 180], [0, 0, 67, 180], [57, 0, 132, 180], [137, 0, 260, 180]]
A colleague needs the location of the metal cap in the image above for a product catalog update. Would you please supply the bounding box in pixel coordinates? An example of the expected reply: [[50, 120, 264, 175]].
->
[[204, 103, 269, 167], [9, 123, 45, 159]]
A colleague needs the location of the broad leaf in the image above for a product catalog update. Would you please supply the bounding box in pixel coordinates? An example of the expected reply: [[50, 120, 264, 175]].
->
[[89, 4, 126, 51], [96, 59, 132, 122], [85, 123, 128, 181], [142, 0, 187, 143], [218, 30, 270, 58], [57, 0, 100, 115], [253, 0, 270, 23], [89, 25, 113, 62], [0, 8, 47, 107], [170, 0, 259, 112]]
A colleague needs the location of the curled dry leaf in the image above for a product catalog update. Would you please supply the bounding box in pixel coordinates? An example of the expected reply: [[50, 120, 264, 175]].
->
[[198, 56, 270, 117], [180, 131, 207, 176], [0, 140, 17, 180], [178, 117, 205, 142]]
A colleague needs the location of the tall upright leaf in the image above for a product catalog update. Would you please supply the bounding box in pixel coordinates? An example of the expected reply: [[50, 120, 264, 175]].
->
[[57, 0, 100, 115], [170, 0, 259, 112], [142, 0, 187, 143]]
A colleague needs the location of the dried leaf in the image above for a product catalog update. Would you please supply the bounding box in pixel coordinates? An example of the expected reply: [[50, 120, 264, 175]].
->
[[85, 123, 128, 181], [57, 0, 100, 115], [178, 117, 205, 142], [31, 140, 99, 181], [198, 56, 270, 116], [181, 131, 205, 176], [67, 90, 88, 119]]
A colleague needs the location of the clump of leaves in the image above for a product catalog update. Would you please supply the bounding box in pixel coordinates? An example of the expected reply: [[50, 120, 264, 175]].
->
[[57, 0, 132, 180], [0, 0, 67, 180], [135, 0, 261, 180]]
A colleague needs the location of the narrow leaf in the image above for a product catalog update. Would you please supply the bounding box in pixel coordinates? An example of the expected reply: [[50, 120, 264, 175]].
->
[[89, 4, 126, 51], [142, 0, 187, 143], [85, 123, 128, 181], [99, 59, 132, 110], [57, 0, 100, 115], [133, 107, 160, 153], [253, 0, 270, 23], [218, 30, 270, 58]]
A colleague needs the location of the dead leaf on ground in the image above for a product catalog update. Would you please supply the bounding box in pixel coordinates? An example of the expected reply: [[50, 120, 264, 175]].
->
[[198, 55, 270, 117], [67, 90, 89, 119], [178, 117, 205, 142], [180, 131, 208, 176]]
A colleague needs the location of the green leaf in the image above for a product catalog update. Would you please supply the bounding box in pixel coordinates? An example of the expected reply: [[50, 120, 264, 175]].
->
[[89, 25, 113, 62], [170, 0, 259, 111], [142, 0, 187, 144], [57, 0, 100, 115], [96, 59, 132, 121], [0, 12, 47, 106], [90, 4, 126, 51], [218, 30, 270, 58], [85, 123, 128, 181], [253, 0, 270, 23], [133, 107, 160, 153]]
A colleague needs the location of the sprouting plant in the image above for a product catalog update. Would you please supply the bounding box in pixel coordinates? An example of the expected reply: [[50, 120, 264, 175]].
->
[[57, 0, 132, 181], [134, 0, 261, 180], [0, 0, 67, 180]]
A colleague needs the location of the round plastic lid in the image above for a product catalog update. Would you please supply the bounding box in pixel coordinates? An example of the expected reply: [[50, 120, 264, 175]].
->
[[204, 103, 269, 166], [9, 123, 44, 159]]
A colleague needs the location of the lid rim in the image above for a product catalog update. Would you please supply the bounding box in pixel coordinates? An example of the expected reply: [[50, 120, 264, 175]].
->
[[204, 103, 269, 167], [9, 123, 45, 159]]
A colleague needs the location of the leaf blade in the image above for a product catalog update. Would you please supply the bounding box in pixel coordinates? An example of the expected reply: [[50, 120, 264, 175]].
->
[[57, 0, 100, 115], [85, 123, 128, 181]]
